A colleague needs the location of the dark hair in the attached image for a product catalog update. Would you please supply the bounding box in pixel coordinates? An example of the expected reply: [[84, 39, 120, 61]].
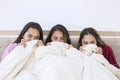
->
[[14, 22, 43, 43], [78, 27, 106, 49], [45, 24, 71, 45]]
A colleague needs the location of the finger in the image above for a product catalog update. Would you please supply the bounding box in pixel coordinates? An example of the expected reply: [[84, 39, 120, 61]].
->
[[97, 47, 103, 54], [68, 44, 73, 49], [46, 43, 51, 46], [21, 39, 26, 44], [37, 40, 44, 46], [79, 46, 84, 51]]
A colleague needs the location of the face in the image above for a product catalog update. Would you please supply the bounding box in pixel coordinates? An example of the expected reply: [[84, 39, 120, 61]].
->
[[82, 34, 97, 46], [51, 30, 64, 42], [23, 27, 40, 41]]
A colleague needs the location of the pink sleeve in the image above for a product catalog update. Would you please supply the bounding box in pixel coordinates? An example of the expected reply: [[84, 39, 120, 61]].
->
[[0, 43, 18, 61]]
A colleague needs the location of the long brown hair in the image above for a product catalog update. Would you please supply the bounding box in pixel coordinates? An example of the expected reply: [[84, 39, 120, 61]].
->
[[45, 24, 71, 45], [14, 22, 43, 43], [78, 27, 106, 49]]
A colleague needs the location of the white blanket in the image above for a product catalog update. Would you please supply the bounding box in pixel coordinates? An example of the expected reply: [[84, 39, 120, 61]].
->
[[0, 41, 119, 80]]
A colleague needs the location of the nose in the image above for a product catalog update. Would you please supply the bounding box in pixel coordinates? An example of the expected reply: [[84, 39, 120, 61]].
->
[[57, 39, 63, 42], [56, 39, 60, 42], [55, 39, 60, 42]]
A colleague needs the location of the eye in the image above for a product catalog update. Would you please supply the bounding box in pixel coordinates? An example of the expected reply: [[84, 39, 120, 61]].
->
[[60, 37, 64, 42], [53, 36, 58, 40], [60, 37, 64, 40], [83, 41, 88, 45], [27, 34, 33, 38], [34, 36, 40, 40], [90, 41, 95, 44]]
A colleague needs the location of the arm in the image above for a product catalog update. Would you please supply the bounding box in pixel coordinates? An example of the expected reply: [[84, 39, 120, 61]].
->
[[0, 43, 18, 61], [102, 45, 119, 68]]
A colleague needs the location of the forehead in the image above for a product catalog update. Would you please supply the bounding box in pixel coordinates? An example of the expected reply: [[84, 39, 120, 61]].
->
[[82, 34, 96, 41], [27, 28, 40, 35], [52, 30, 63, 36]]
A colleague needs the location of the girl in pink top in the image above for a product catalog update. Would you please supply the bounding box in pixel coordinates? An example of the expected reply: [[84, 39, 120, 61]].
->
[[0, 22, 44, 61]]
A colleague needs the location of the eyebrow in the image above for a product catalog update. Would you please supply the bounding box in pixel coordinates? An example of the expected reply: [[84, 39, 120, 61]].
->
[[52, 36, 57, 38], [27, 33, 40, 37], [90, 41, 95, 42], [34, 35, 40, 37], [83, 41, 88, 43]]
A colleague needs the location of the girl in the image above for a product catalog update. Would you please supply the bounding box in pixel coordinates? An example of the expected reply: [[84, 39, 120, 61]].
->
[[78, 27, 119, 68], [0, 22, 43, 61], [45, 24, 72, 47]]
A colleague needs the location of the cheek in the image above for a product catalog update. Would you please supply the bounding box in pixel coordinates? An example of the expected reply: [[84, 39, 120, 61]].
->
[[24, 38, 30, 41], [81, 40, 85, 46], [94, 42, 97, 45], [82, 43, 86, 46], [82, 42, 85, 46], [26, 38, 31, 41], [23, 36, 30, 41], [51, 37, 55, 41], [60, 40, 64, 42]]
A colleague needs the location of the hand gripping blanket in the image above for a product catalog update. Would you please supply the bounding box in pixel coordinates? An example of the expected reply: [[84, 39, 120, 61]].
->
[[0, 41, 120, 80], [65, 44, 120, 80], [84, 44, 120, 79]]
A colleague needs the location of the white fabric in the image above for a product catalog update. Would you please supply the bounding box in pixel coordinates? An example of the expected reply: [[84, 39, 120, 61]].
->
[[0, 40, 38, 80], [0, 41, 120, 80]]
